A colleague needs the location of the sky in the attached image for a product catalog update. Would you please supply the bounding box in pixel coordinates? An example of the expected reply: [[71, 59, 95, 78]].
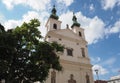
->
[[0, 0, 120, 81]]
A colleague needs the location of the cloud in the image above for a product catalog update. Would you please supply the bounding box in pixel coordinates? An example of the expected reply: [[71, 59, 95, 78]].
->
[[76, 12, 105, 44], [4, 9, 106, 45], [89, 4, 95, 11], [0, 13, 5, 24], [4, 11, 40, 30], [4, 20, 22, 30], [109, 19, 120, 33], [2, 0, 51, 11], [22, 11, 41, 23], [4, 11, 49, 36], [105, 19, 120, 36], [59, 11, 105, 44], [91, 57, 101, 63], [92, 57, 117, 76], [59, 11, 73, 29], [57, 0, 74, 6], [92, 64, 109, 75], [100, 0, 120, 10], [3, 1, 120, 44], [84, 16, 105, 44]]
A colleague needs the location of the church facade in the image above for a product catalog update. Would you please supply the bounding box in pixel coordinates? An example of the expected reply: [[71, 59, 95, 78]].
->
[[44, 6, 94, 83]]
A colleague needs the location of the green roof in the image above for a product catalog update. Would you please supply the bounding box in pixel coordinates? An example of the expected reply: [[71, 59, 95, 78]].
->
[[71, 13, 80, 28], [50, 5, 59, 20]]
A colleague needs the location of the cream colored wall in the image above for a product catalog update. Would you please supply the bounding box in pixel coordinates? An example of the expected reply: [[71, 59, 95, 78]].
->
[[45, 18, 94, 83], [72, 26, 85, 39], [45, 60, 93, 83], [56, 29, 85, 42], [45, 32, 94, 83], [46, 18, 62, 32], [46, 32, 90, 64]]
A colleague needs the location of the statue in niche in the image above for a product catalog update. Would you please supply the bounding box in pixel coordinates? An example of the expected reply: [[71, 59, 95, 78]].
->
[[66, 24, 69, 29], [68, 74, 76, 83], [86, 74, 90, 83], [51, 70, 56, 83]]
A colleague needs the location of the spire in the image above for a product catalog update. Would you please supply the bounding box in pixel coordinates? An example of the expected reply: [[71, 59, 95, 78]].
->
[[52, 5, 56, 15], [71, 12, 80, 28], [50, 5, 59, 20]]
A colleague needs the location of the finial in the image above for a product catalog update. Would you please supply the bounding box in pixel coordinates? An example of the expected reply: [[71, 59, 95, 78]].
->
[[53, 4, 55, 8], [51, 5, 56, 15]]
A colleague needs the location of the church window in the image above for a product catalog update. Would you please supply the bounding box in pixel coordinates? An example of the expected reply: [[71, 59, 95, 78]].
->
[[86, 74, 90, 83], [51, 70, 56, 83], [53, 23, 57, 29], [67, 48, 73, 56], [79, 31, 82, 37], [81, 48, 85, 57]]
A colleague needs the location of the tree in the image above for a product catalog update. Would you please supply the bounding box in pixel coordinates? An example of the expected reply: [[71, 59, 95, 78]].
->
[[0, 26, 17, 83], [0, 19, 64, 83]]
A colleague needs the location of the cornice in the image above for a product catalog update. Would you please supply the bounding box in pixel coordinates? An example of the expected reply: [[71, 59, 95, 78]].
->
[[45, 18, 62, 27], [60, 59, 92, 68], [45, 30, 87, 45]]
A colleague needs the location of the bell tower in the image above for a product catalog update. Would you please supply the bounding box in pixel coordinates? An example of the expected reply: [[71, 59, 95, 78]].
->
[[71, 13, 85, 39], [45, 5, 62, 32]]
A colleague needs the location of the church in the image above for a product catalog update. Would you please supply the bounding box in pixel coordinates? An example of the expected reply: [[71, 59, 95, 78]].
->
[[44, 5, 94, 83]]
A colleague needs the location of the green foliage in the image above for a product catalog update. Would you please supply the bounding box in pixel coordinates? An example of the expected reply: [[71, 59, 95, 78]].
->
[[0, 19, 63, 83], [0, 24, 5, 33]]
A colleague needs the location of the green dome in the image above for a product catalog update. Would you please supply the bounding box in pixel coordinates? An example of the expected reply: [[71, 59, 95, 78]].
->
[[50, 5, 59, 20], [71, 13, 80, 28]]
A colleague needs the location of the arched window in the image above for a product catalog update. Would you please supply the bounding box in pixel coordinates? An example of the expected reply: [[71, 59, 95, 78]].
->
[[79, 31, 82, 37], [51, 70, 56, 83], [53, 24, 57, 29]]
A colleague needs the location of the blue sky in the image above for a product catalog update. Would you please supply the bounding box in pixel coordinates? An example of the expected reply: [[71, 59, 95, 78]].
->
[[0, 0, 120, 81]]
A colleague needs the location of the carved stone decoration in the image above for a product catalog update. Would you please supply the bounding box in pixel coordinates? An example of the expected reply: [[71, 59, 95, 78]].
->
[[68, 74, 76, 83], [51, 70, 56, 83]]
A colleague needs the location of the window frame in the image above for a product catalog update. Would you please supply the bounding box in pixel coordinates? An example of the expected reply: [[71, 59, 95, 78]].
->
[[67, 48, 73, 56], [53, 23, 57, 29], [81, 48, 85, 57], [79, 31, 82, 37]]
